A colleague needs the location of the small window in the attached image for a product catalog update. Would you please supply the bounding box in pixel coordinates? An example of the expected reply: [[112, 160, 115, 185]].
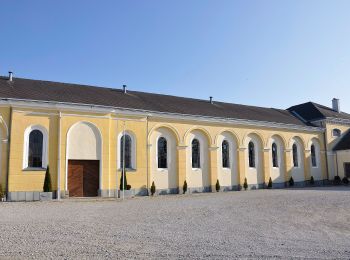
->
[[332, 129, 341, 137], [120, 134, 132, 169], [292, 143, 299, 167], [28, 130, 43, 168], [222, 140, 230, 168], [311, 144, 317, 167], [344, 163, 350, 178], [248, 141, 255, 168], [157, 137, 167, 169], [192, 139, 200, 168], [272, 143, 278, 168]]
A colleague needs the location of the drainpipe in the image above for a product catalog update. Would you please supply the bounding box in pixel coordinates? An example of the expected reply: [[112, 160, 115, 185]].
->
[[321, 121, 330, 181], [5, 107, 13, 199], [146, 116, 149, 195], [57, 111, 61, 200]]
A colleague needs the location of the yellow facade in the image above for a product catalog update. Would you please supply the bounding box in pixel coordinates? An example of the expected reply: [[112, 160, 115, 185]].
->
[[0, 101, 339, 201]]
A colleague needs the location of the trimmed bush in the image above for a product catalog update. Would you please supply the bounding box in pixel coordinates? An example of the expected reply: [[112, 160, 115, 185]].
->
[[126, 184, 132, 190], [183, 180, 188, 194], [310, 176, 315, 185], [289, 176, 294, 187], [267, 177, 272, 189], [0, 184, 4, 200], [43, 166, 52, 192], [215, 179, 220, 192], [334, 176, 341, 185], [150, 181, 156, 196], [342, 177, 349, 185], [119, 170, 128, 190], [243, 178, 248, 190]]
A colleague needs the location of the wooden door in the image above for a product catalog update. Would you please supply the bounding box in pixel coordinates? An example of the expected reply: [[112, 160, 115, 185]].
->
[[68, 160, 99, 197]]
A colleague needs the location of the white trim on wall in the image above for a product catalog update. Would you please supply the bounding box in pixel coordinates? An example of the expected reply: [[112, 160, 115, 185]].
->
[[23, 125, 48, 169]]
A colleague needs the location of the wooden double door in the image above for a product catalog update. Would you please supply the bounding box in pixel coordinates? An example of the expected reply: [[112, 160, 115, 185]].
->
[[68, 160, 99, 197]]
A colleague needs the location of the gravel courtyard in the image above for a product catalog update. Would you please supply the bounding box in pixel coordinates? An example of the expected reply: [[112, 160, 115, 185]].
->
[[0, 187, 349, 259]]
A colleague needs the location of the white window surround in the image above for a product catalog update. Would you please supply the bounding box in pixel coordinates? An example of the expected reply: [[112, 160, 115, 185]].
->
[[190, 136, 204, 170], [117, 131, 137, 171], [221, 139, 232, 170], [247, 139, 258, 169], [310, 142, 320, 168], [271, 142, 280, 169], [156, 136, 170, 171], [332, 129, 341, 138], [291, 142, 302, 169], [23, 125, 48, 170]]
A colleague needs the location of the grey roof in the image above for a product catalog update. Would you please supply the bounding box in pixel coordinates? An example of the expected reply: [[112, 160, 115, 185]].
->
[[334, 130, 350, 151], [0, 76, 308, 126], [288, 102, 350, 122]]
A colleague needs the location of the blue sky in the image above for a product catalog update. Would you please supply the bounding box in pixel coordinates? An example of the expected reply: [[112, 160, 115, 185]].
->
[[1, 0, 350, 111]]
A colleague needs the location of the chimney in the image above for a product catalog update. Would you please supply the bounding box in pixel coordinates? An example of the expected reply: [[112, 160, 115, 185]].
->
[[122, 85, 127, 94], [8, 71, 13, 82], [209, 96, 213, 104], [332, 98, 340, 113]]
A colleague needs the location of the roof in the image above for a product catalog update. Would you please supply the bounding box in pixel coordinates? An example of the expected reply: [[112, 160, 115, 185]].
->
[[334, 130, 350, 151], [288, 102, 350, 122], [0, 76, 309, 126]]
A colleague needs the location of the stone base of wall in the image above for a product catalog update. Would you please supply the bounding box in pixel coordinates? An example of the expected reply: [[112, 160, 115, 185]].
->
[[7, 191, 56, 202], [6, 180, 331, 201]]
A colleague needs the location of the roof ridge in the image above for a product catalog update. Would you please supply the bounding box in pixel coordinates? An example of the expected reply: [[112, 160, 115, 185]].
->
[[0, 76, 292, 113]]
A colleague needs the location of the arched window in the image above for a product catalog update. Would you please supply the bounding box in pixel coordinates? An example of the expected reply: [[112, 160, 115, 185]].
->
[[222, 140, 230, 168], [248, 141, 255, 168], [272, 143, 278, 167], [192, 139, 200, 168], [157, 137, 167, 169], [332, 129, 341, 137], [311, 144, 317, 167], [292, 143, 299, 167], [28, 130, 43, 168], [120, 134, 132, 169]]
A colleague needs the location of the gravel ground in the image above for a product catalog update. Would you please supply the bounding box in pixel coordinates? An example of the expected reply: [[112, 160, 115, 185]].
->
[[0, 187, 350, 259]]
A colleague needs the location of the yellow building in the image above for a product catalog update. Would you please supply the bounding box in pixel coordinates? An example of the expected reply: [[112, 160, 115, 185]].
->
[[0, 72, 349, 201]]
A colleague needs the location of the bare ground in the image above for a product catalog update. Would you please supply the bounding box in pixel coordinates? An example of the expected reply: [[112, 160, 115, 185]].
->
[[0, 187, 350, 259]]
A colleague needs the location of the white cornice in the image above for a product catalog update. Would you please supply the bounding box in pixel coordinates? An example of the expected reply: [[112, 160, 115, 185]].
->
[[0, 98, 324, 133]]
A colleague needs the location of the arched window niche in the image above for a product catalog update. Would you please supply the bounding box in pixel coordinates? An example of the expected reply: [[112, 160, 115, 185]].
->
[[23, 125, 48, 169], [311, 144, 317, 167]]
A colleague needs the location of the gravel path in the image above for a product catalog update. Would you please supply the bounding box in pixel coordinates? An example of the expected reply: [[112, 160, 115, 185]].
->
[[0, 187, 350, 259]]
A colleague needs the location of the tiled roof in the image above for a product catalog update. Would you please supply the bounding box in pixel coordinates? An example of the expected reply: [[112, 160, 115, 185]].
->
[[334, 130, 350, 151], [0, 76, 308, 126], [288, 102, 350, 122]]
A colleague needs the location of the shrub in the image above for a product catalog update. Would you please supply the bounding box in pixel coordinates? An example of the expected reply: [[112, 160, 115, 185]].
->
[[126, 184, 132, 190], [310, 176, 315, 185], [289, 176, 294, 187], [150, 181, 156, 196], [215, 179, 220, 192], [267, 177, 272, 189], [342, 177, 349, 185], [119, 170, 128, 191], [183, 180, 188, 194], [243, 178, 248, 190], [43, 166, 52, 192], [334, 176, 341, 185], [0, 184, 4, 200]]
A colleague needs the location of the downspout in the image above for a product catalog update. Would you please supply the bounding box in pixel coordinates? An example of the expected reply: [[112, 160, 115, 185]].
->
[[5, 107, 13, 198], [57, 111, 61, 200], [146, 116, 149, 195], [322, 121, 330, 181]]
